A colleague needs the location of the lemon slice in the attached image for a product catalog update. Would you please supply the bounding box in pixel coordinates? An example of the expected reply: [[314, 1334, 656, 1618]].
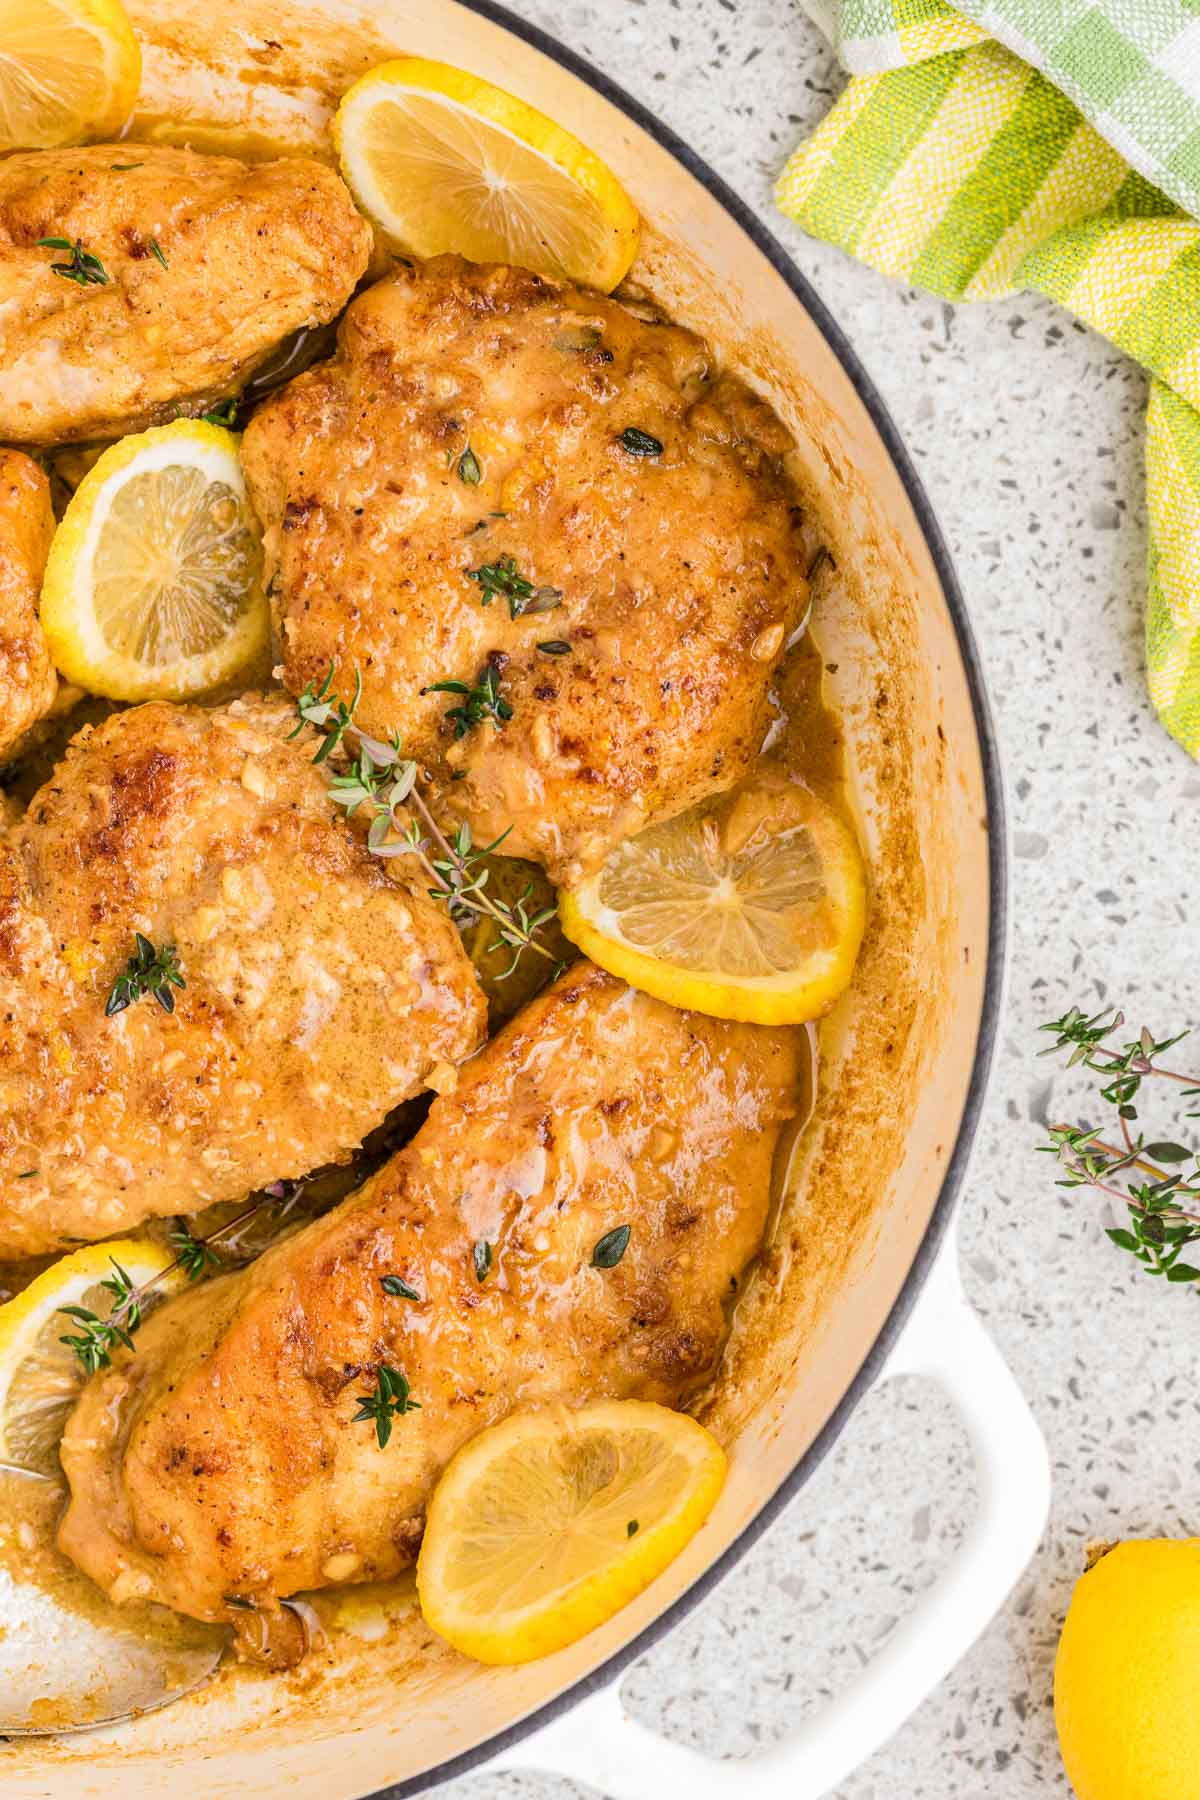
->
[[0, 0, 141, 151], [334, 56, 640, 292], [417, 1400, 726, 1665], [40, 421, 269, 702], [0, 1239, 181, 1477], [559, 773, 867, 1025]]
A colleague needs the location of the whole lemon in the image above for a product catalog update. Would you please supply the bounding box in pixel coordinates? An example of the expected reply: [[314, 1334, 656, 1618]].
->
[[1055, 1539, 1200, 1799]]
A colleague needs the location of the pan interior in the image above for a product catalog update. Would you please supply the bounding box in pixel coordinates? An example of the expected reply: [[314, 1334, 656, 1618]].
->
[[0, 2, 995, 1792]]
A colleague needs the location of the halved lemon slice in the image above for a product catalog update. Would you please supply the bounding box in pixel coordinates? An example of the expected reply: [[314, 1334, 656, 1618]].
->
[[0, 1240, 182, 1477], [40, 420, 269, 702], [334, 56, 640, 292], [559, 772, 867, 1025], [417, 1400, 726, 1665], [0, 0, 141, 151]]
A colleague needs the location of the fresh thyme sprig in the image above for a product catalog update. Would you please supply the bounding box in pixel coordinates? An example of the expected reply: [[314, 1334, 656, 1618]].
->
[[467, 555, 562, 621], [424, 665, 513, 737], [36, 236, 109, 286], [291, 665, 559, 978], [1039, 1006, 1200, 1286], [352, 1365, 420, 1448], [55, 1190, 302, 1376], [57, 1261, 141, 1376], [421, 819, 559, 977], [105, 933, 185, 1016]]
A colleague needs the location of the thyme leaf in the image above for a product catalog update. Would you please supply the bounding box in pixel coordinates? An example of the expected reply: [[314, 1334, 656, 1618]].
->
[[591, 1225, 631, 1269], [381, 1274, 420, 1299], [522, 587, 564, 617], [458, 445, 482, 485], [617, 427, 663, 458]]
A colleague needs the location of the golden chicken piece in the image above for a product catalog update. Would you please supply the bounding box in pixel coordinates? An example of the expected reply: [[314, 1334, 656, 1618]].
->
[[58, 963, 801, 1636], [0, 450, 57, 761], [0, 147, 371, 445], [0, 697, 485, 1257], [242, 257, 811, 886]]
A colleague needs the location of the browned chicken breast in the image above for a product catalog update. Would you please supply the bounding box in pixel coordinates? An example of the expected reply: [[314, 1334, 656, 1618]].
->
[[0, 696, 485, 1256], [242, 256, 811, 886], [0, 147, 371, 445], [58, 963, 800, 1634], [0, 450, 57, 759]]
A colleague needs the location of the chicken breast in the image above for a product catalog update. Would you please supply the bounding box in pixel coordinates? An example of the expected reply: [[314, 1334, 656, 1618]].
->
[[58, 964, 800, 1633], [0, 450, 57, 760], [0, 147, 371, 445], [0, 696, 485, 1256], [242, 257, 811, 886]]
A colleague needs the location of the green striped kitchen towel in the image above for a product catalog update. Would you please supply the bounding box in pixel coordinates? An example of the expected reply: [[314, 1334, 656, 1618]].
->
[[777, 5, 1200, 758]]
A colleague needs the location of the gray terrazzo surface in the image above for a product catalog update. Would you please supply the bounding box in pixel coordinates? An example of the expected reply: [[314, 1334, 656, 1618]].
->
[[414, 3, 1200, 1796]]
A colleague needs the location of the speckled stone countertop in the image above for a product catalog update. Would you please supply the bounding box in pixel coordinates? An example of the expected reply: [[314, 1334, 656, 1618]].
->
[[425, 5, 1200, 1797]]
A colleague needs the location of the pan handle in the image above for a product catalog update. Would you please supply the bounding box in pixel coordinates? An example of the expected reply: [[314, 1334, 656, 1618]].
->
[[489, 1224, 1049, 1799]]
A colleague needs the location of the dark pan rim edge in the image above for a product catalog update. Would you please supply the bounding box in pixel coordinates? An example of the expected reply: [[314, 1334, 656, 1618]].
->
[[370, 4, 1009, 1792]]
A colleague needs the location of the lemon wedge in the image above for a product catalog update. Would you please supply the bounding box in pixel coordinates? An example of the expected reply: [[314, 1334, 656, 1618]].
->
[[0, 0, 141, 151], [559, 773, 867, 1025], [334, 56, 640, 292], [0, 1239, 181, 1477], [417, 1400, 726, 1665], [40, 420, 269, 702]]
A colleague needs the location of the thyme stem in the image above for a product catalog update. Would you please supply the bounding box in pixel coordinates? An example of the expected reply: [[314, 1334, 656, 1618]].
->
[[1056, 1150, 1200, 1228], [404, 784, 556, 967], [1039, 1005, 1200, 1286], [291, 664, 559, 977], [56, 1190, 297, 1375]]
